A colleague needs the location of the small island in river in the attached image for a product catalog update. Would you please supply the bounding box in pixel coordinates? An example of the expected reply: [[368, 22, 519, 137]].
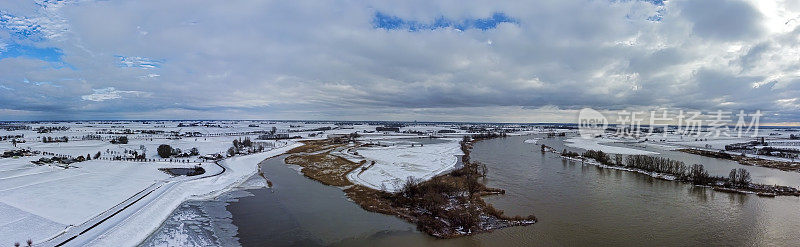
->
[[282, 133, 536, 238]]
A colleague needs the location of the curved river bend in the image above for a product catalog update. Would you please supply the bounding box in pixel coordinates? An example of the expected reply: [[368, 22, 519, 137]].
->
[[144, 135, 800, 246]]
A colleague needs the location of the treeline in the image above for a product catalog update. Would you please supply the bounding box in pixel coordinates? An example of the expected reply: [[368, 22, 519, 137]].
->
[[42, 136, 69, 143], [227, 137, 269, 156], [35, 126, 69, 133], [81, 134, 103, 140], [580, 150, 750, 187], [462, 132, 507, 143], [757, 147, 800, 160], [158, 144, 199, 158], [95, 129, 135, 135], [0, 125, 30, 131], [685, 149, 733, 159], [110, 136, 129, 144], [576, 149, 800, 195], [561, 149, 580, 158], [0, 134, 23, 141]]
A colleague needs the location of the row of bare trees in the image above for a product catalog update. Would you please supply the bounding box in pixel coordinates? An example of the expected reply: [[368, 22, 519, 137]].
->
[[581, 150, 751, 187]]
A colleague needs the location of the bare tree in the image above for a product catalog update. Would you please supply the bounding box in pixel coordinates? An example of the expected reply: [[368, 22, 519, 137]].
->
[[736, 168, 751, 186]]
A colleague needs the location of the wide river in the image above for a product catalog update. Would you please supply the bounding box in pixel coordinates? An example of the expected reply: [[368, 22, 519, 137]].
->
[[144, 134, 800, 246]]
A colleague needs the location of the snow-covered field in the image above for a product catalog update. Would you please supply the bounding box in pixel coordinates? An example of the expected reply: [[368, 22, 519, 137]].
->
[[0, 120, 497, 245], [565, 137, 658, 155], [85, 143, 301, 246], [0, 121, 313, 246], [0, 121, 550, 245], [0, 156, 188, 245], [9, 121, 790, 245], [347, 139, 463, 192]]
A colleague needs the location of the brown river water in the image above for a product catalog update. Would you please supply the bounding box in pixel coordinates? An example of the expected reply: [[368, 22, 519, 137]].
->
[[145, 134, 800, 246]]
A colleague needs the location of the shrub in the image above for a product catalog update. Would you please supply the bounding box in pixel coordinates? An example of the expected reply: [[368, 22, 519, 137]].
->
[[445, 206, 480, 233], [157, 144, 173, 158], [242, 137, 252, 147], [735, 168, 751, 186], [690, 164, 710, 184], [110, 136, 128, 144]]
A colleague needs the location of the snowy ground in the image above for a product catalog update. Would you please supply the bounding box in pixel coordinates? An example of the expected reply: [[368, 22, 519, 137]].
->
[[7, 121, 790, 245], [564, 137, 658, 155], [0, 121, 313, 246], [346, 139, 463, 192], [0, 121, 550, 245], [0, 156, 181, 245], [81, 142, 301, 246]]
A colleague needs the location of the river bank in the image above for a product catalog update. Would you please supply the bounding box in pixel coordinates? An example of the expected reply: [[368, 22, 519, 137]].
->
[[679, 148, 800, 173], [154, 134, 800, 246], [282, 136, 535, 238], [553, 146, 800, 197]]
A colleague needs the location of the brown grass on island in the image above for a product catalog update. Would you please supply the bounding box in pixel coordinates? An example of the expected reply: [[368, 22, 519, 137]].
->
[[284, 139, 364, 187], [678, 148, 800, 172], [285, 151, 360, 186], [286, 139, 343, 154], [287, 135, 536, 238]]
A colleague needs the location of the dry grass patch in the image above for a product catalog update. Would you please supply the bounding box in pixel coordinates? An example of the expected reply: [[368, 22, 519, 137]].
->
[[344, 185, 409, 216], [285, 151, 361, 186], [287, 139, 341, 154]]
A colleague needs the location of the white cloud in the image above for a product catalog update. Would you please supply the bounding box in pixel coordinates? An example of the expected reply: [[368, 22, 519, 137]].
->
[[81, 87, 151, 102], [116, 56, 162, 69], [0, 0, 799, 123]]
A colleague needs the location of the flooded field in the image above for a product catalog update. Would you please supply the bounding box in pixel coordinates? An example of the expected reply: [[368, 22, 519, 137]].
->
[[149, 135, 800, 246]]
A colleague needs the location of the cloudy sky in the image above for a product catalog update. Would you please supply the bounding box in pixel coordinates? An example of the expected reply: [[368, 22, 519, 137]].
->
[[0, 0, 799, 124]]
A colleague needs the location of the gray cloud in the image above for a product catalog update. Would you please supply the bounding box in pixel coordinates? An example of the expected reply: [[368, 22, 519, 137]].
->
[[0, 0, 798, 123], [678, 0, 764, 41]]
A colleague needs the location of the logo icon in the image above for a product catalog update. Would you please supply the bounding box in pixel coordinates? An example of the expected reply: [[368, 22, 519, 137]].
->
[[578, 108, 607, 139]]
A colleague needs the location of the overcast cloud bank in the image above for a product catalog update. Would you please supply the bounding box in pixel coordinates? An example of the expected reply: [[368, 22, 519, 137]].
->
[[0, 0, 799, 123]]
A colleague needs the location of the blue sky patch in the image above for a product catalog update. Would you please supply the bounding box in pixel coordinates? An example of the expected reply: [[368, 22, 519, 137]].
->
[[643, 0, 665, 5], [0, 10, 57, 63], [647, 8, 666, 22], [373, 12, 517, 31], [0, 42, 63, 62]]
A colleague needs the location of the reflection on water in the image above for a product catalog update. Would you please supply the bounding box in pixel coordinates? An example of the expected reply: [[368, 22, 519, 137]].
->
[[688, 186, 710, 202], [227, 155, 417, 246], [158, 135, 800, 246], [472, 135, 800, 246]]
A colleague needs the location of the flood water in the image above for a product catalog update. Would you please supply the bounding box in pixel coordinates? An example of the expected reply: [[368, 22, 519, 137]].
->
[[227, 155, 418, 246], [155, 135, 800, 246], [466, 135, 800, 246]]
